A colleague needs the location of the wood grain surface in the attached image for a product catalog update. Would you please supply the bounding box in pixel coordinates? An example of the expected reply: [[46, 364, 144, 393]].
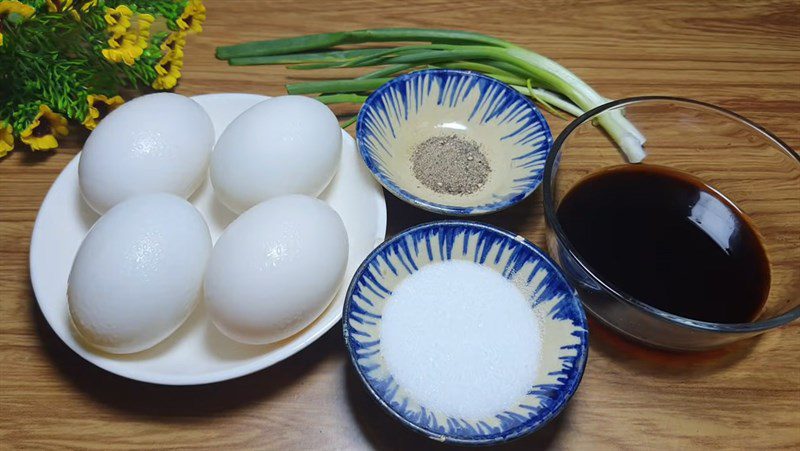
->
[[1, 0, 799, 449]]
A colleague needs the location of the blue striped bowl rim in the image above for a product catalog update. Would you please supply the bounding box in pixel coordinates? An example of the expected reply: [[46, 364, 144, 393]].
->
[[342, 220, 589, 445], [355, 70, 554, 216]]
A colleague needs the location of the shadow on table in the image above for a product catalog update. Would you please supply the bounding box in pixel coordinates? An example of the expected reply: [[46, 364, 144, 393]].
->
[[384, 186, 545, 242], [344, 363, 569, 450], [31, 292, 341, 419], [587, 316, 762, 379], [18, 129, 88, 164]]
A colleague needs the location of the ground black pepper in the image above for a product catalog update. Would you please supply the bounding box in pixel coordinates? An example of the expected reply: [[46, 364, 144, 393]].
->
[[410, 135, 490, 195]]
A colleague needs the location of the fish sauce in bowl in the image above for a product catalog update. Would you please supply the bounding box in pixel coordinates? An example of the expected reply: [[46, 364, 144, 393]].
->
[[556, 164, 770, 324]]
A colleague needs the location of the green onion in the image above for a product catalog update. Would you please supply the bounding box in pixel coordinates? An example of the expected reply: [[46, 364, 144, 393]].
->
[[215, 29, 508, 59], [356, 64, 413, 80], [316, 94, 369, 105], [228, 48, 388, 66], [217, 28, 646, 162], [286, 78, 390, 95]]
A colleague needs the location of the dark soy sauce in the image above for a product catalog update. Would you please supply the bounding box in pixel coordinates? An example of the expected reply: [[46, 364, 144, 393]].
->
[[557, 164, 770, 323]]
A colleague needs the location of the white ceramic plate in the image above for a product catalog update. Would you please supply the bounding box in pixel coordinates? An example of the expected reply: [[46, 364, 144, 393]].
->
[[30, 93, 387, 385]]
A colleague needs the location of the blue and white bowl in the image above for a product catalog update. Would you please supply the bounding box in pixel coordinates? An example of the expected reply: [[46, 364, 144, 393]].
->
[[343, 221, 588, 445], [356, 70, 553, 216]]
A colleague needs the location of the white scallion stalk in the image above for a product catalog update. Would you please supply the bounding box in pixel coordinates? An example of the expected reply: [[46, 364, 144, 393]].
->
[[507, 85, 585, 118], [503, 46, 646, 162]]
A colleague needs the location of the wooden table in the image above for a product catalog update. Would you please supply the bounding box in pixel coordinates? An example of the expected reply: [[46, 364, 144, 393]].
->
[[1, 1, 798, 449]]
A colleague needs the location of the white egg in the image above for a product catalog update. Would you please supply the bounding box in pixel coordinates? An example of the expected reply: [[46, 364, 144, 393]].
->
[[68, 194, 212, 354], [204, 195, 349, 344], [210, 95, 342, 213], [79, 93, 215, 214]]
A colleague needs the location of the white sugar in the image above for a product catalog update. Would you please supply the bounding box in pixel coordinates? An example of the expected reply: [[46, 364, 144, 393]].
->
[[380, 260, 542, 420]]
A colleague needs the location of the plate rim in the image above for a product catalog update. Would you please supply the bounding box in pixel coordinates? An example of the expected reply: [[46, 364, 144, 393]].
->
[[29, 93, 387, 385]]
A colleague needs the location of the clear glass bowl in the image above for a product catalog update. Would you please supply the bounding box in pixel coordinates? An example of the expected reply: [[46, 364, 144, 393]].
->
[[543, 96, 800, 351]]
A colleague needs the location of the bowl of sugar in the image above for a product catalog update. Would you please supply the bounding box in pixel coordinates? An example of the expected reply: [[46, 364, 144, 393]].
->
[[343, 221, 588, 445]]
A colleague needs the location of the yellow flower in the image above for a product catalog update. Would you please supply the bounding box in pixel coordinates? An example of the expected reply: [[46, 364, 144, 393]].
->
[[46, 0, 74, 11], [46, 0, 80, 21], [132, 13, 153, 50], [104, 5, 133, 36], [0, 122, 14, 158], [82, 94, 124, 130], [152, 52, 184, 90], [102, 13, 153, 66], [0, 1, 34, 18], [20, 105, 69, 151], [176, 0, 205, 34], [160, 31, 187, 59], [81, 0, 98, 12], [102, 35, 137, 64], [0, 1, 36, 47]]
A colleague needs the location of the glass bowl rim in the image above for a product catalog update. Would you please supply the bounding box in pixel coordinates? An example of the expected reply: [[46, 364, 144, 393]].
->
[[542, 95, 800, 333]]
